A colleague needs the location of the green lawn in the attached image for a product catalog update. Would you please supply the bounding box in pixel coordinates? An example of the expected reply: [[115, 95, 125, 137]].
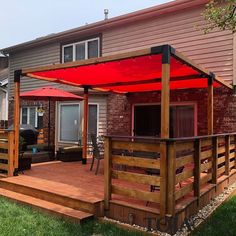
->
[[192, 195, 236, 236], [0, 197, 143, 236]]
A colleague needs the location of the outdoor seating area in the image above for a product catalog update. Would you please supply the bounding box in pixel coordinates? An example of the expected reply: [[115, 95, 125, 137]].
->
[[0, 44, 234, 233]]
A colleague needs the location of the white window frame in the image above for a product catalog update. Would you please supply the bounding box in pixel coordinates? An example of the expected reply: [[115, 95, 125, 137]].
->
[[20, 107, 38, 127], [88, 103, 99, 137], [58, 102, 80, 144], [62, 37, 100, 63]]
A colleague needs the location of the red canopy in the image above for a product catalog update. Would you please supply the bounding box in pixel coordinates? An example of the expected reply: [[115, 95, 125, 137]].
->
[[22, 45, 232, 93], [20, 87, 83, 100]]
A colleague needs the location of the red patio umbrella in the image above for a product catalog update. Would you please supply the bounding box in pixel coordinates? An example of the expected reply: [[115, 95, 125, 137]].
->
[[20, 87, 83, 147]]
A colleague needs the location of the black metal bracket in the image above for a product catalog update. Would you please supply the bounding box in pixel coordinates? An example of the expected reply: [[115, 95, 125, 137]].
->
[[162, 45, 172, 64], [233, 85, 236, 95], [14, 69, 22, 83], [83, 86, 90, 93], [208, 72, 215, 86]]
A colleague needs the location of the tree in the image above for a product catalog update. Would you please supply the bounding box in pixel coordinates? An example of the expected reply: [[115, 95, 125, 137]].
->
[[202, 0, 236, 33]]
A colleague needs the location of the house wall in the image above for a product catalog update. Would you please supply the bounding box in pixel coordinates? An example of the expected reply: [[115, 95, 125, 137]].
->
[[9, 43, 61, 97], [103, 4, 236, 136], [102, 6, 233, 84], [107, 88, 236, 136]]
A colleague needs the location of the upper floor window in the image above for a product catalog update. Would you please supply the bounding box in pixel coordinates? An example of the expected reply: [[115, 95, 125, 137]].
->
[[62, 37, 100, 63]]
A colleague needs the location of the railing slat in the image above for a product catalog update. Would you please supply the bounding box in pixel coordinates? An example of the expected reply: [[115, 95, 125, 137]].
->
[[175, 183, 193, 200], [112, 185, 160, 203], [176, 154, 194, 169], [201, 161, 212, 172], [112, 155, 160, 169], [176, 141, 194, 152], [217, 166, 225, 176], [175, 169, 193, 184], [0, 142, 8, 149], [112, 140, 160, 152], [218, 156, 225, 165], [0, 163, 8, 171], [0, 153, 8, 160], [201, 150, 212, 160], [112, 170, 160, 186]]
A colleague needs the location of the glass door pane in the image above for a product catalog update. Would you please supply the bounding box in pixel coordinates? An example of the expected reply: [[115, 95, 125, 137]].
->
[[59, 104, 80, 142], [29, 107, 36, 127], [134, 105, 161, 136], [88, 104, 98, 141]]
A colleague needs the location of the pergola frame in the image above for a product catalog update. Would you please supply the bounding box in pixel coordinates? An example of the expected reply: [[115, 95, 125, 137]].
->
[[13, 45, 232, 172]]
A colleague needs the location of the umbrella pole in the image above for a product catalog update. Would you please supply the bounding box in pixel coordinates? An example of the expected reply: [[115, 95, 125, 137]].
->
[[48, 98, 51, 148]]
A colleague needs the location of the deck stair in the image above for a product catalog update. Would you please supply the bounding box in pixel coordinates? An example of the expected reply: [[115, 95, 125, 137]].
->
[[0, 175, 104, 223]]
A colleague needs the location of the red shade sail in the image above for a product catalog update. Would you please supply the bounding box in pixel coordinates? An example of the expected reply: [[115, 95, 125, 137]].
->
[[22, 45, 232, 93], [20, 87, 83, 101]]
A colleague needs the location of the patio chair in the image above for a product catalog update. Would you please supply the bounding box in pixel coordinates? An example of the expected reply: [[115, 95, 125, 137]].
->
[[90, 134, 104, 175]]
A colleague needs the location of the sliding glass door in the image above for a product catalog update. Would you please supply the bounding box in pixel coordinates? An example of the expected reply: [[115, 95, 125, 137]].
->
[[134, 104, 195, 138], [59, 104, 80, 142]]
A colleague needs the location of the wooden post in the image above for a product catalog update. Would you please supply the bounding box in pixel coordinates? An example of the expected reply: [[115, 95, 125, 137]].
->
[[14, 70, 21, 174], [234, 135, 236, 169], [212, 137, 218, 184], [207, 76, 213, 135], [160, 141, 167, 222], [194, 139, 201, 204], [167, 141, 176, 216], [161, 46, 170, 139], [225, 135, 230, 175], [104, 137, 112, 210], [82, 87, 89, 164], [7, 131, 14, 177], [160, 45, 171, 222]]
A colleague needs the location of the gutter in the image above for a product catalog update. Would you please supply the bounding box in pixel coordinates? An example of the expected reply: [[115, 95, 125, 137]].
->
[[1, 0, 209, 54]]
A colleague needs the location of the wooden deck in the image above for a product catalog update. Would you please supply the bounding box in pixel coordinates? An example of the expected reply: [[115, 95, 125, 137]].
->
[[0, 136, 235, 234]]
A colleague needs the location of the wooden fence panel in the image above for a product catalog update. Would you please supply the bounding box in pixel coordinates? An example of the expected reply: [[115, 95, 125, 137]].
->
[[0, 131, 14, 177]]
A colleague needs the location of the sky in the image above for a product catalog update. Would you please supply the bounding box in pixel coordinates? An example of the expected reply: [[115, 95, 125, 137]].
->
[[0, 0, 173, 50]]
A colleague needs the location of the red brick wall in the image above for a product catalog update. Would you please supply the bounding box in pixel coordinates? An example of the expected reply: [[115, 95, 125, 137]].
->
[[107, 88, 236, 136], [8, 100, 56, 144]]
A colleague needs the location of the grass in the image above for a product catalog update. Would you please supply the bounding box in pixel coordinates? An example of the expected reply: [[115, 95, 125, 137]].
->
[[192, 195, 236, 236], [0, 197, 144, 236]]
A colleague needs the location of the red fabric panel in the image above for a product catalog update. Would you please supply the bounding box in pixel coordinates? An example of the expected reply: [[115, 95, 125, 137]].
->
[[102, 79, 220, 93], [31, 55, 199, 86], [28, 54, 221, 93], [20, 87, 83, 101]]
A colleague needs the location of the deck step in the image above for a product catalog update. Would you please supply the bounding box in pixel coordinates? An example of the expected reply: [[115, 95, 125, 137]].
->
[[0, 176, 104, 216], [0, 188, 94, 223]]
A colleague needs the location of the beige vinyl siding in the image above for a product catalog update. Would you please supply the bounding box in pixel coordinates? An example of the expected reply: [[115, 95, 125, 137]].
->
[[55, 95, 107, 150], [9, 43, 61, 97], [102, 7, 233, 83]]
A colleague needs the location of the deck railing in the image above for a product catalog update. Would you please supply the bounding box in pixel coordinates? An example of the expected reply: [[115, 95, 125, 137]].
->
[[0, 130, 15, 177], [104, 133, 236, 220]]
